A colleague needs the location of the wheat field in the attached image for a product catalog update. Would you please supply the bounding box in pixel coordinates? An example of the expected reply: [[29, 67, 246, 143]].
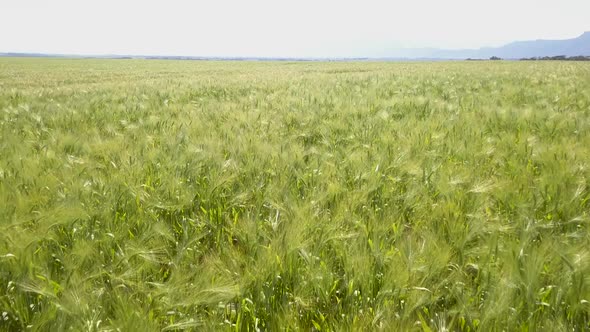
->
[[1, 58, 590, 330]]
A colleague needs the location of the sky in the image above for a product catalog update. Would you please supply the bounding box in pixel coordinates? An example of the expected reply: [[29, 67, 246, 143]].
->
[[2, 0, 590, 57]]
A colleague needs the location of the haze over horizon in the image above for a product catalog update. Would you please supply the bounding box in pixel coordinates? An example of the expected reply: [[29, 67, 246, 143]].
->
[[2, 0, 590, 58]]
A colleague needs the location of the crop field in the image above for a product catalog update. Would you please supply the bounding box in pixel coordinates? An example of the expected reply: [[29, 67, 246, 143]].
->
[[1, 58, 590, 331]]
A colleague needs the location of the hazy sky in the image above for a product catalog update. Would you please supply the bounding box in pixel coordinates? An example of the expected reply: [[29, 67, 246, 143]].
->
[[2, 0, 589, 57]]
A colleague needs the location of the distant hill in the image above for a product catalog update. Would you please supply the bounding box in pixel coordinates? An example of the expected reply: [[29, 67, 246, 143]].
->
[[381, 32, 590, 60], [487, 31, 590, 58]]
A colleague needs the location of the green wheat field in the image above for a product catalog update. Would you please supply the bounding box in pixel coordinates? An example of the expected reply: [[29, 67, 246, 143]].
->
[[1, 58, 590, 331]]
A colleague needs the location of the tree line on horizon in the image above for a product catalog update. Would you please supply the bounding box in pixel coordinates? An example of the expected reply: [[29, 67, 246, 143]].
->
[[466, 55, 590, 61]]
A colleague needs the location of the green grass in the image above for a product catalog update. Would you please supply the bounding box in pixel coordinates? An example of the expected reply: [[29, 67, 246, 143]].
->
[[1, 58, 590, 331]]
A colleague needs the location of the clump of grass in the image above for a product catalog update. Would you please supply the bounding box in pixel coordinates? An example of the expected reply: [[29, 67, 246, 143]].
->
[[1, 58, 590, 330]]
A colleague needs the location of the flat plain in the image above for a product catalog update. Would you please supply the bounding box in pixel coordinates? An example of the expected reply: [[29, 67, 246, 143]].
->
[[1, 58, 590, 331]]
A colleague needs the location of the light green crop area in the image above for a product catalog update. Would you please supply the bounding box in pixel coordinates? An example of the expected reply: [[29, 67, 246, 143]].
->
[[1, 58, 590, 331]]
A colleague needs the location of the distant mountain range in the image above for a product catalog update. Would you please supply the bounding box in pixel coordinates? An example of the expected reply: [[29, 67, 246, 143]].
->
[[1, 32, 589, 60]]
